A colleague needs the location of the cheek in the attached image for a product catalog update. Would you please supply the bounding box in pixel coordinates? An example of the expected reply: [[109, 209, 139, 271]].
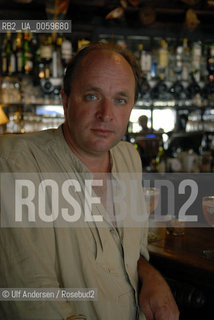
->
[[68, 108, 93, 128], [66, 104, 80, 121]]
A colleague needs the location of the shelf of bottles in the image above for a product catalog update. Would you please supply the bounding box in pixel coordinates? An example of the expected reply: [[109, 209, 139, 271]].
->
[[0, 31, 73, 102], [124, 35, 214, 135], [107, 34, 214, 173], [1, 31, 214, 134], [135, 38, 214, 110], [0, 31, 75, 133]]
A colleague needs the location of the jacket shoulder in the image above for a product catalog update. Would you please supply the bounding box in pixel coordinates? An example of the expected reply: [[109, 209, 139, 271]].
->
[[111, 141, 142, 172]]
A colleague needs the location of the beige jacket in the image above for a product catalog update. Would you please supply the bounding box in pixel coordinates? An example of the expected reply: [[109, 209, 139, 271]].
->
[[0, 126, 148, 320]]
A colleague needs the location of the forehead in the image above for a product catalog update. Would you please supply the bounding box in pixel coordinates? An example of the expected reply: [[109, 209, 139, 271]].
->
[[76, 49, 135, 79]]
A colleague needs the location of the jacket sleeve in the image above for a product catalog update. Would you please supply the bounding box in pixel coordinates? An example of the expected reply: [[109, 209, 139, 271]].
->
[[0, 155, 86, 320]]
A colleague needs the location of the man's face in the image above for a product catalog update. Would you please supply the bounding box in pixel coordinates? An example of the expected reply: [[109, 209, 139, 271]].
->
[[62, 49, 136, 158]]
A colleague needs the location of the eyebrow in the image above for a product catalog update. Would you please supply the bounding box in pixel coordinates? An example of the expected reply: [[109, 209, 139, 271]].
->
[[84, 86, 130, 97], [116, 91, 129, 97], [84, 86, 102, 93]]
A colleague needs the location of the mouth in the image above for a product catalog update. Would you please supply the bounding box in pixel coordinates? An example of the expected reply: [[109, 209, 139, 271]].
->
[[91, 128, 114, 137]]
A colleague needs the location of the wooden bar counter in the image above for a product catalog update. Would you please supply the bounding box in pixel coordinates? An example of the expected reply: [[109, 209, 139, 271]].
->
[[148, 226, 214, 319]]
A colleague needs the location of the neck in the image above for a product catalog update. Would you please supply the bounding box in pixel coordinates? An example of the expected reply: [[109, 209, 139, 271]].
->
[[87, 154, 111, 173], [77, 151, 111, 173]]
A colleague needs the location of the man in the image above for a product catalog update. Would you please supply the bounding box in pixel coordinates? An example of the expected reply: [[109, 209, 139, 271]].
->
[[0, 42, 179, 320], [135, 115, 163, 169], [138, 115, 150, 135]]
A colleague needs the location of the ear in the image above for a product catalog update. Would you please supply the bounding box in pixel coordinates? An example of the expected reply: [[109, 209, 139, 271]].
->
[[61, 88, 68, 115]]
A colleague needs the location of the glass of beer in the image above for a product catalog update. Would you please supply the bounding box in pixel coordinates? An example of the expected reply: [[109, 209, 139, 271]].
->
[[143, 187, 160, 215], [143, 187, 161, 242]]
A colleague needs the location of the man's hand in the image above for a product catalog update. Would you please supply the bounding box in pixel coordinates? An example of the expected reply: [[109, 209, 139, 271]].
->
[[137, 256, 179, 320]]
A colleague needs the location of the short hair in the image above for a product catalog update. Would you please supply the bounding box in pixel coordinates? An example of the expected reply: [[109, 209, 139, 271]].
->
[[138, 115, 148, 125], [63, 41, 141, 101]]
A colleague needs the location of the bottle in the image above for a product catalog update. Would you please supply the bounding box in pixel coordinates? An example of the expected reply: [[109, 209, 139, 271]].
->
[[1, 34, 7, 75], [207, 44, 214, 83], [169, 44, 185, 100], [174, 45, 183, 80], [138, 43, 143, 64], [51, 35, 63, 78], [22, 32, 33, 74], [139, 76, 150, 100], [40, 36, 53, 78], [140, 45, 152, 81], [192, 41, 202, 83], [187, 72, 201, 99], [182, 38, 190, 82], [61, 37, 72, 67], [150, 48, 158, 80], [10, 35, 16, 75], [31, 32, 40, 80], [33, 37, 42, 82], [158, 39, 168, 81], [156, 144, 167, 173], [4, 31, 13, 75], [204, 44, 214, 99], [167, 43, 176, 82], [15, 32, 23, 74], [150, 159, 158, 172]]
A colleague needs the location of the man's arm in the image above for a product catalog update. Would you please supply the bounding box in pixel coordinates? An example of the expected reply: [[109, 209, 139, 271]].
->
[[0, 227, 87, 320], [137, 256, 179, 320]]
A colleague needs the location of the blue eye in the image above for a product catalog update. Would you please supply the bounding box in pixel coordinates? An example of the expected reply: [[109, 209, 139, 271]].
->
[[86, 94, 97, 101], [116, 98, 126, 104]]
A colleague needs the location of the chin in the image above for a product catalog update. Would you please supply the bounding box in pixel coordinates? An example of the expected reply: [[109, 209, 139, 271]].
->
[[89, 136, 121, 152], [90, 142, 113, 153]]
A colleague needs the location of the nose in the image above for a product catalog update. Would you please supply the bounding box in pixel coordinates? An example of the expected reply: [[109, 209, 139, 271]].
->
[[96, 98, 114, 122]]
